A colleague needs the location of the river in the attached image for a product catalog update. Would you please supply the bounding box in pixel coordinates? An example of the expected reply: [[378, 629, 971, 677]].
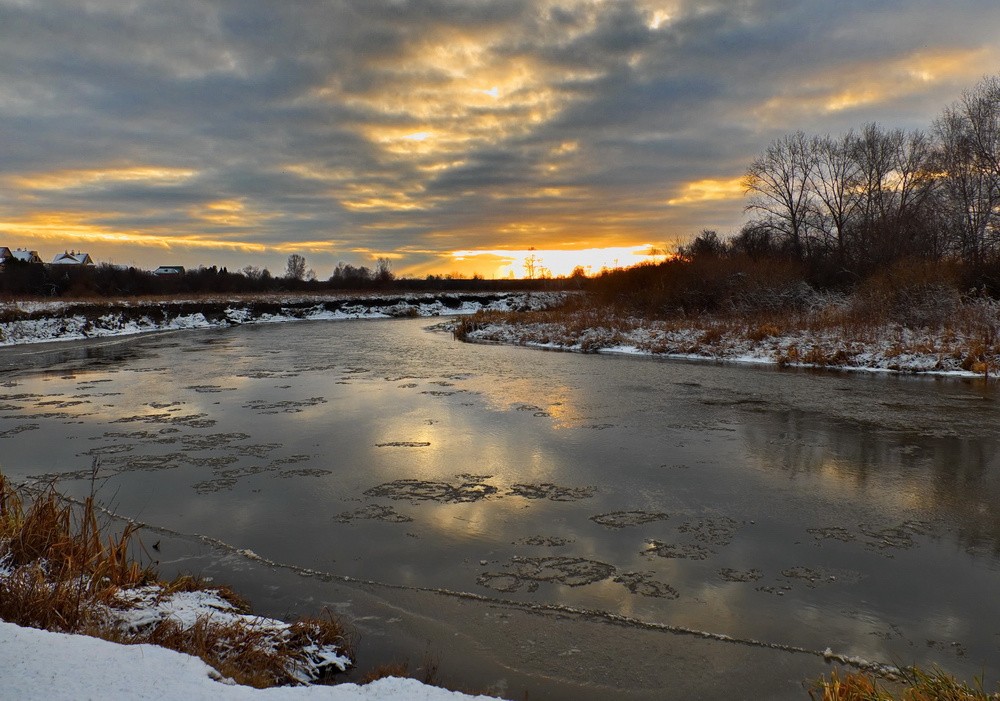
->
[[1, 317, 998, 699]]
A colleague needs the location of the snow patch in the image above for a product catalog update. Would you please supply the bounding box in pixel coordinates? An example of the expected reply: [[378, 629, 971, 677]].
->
[[0, 620, 502, 700], [0, 293, 569, 347]]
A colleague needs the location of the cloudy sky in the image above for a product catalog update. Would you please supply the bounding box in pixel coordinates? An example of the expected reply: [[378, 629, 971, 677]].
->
[[2, 0, 999, 278]]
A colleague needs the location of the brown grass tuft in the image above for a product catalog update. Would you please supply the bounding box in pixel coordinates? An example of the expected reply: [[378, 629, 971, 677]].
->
[[747, 323, 783, 342], [133, 613, 353, 688], [0, 472, 353, 688], [810, 667, 1000, 701], [0, 473, 154, 631]]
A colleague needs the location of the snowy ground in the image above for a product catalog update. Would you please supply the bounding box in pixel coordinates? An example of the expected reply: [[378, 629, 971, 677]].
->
[[457, 310, 999, 379], [0, 621, 498, 701], [0, 547, 502, 699], [0, 292, 568, 347]]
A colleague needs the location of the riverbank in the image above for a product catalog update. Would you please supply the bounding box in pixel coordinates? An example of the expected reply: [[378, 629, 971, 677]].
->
[[1, 621, 498, 700], [3, 311, 999, 699], [0, 475, 500, 700], [453, 297, 1000, 379], [0, 292, 569, 347]]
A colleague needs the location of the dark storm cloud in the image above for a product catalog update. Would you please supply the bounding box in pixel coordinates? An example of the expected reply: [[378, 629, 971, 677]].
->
[[1, 0, 999, 274]]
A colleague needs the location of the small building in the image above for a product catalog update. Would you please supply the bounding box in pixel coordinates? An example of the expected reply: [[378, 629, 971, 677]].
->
[[1, 247, 43, 267], [152, 265, 185, 276], [11, 249, 43, 264], [50, 251, 94, 266]]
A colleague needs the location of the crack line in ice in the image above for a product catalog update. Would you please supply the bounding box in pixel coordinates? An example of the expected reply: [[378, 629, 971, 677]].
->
[[38, 486, 900, 681]]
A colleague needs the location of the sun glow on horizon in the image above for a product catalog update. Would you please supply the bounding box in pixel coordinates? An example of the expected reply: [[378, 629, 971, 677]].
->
[[450, 245, 671, 279]]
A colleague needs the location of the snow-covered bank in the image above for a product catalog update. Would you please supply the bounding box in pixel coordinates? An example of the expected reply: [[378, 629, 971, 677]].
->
[[0, 620, 499, 701], [456, 309, 1000, 379], [0, 473, 508, 701], [0, 292, 569, 347]]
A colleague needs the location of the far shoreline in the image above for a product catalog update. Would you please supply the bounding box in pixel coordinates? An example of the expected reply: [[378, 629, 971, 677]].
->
[[2, 289, 996, 383]]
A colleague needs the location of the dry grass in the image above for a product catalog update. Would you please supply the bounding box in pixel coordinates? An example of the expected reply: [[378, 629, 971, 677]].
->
[[811, 667, 1000, 701], [455, 286, 1000, 376], [0, 472, 354, 688], [137, 612, 352, 688], [0, 472, 153, 631]]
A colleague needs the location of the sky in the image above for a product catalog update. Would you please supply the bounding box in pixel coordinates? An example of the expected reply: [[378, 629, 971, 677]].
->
[[1, 0, 999, 279]]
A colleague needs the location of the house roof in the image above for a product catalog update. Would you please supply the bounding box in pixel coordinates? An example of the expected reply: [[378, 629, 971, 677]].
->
[[1, 248, 43, 263], [11, 249, 41, 263], [50, 251, 94, 265]]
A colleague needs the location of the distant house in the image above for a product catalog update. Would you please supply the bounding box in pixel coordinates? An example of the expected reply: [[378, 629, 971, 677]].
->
[[0, 247, 43, 267], [50, 251, 94, 266], [11, 249, 43, 264], [152, 265, 185, 276]]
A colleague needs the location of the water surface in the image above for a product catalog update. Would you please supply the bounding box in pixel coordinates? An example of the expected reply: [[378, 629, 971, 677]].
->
[[1, 318, 998, 699]]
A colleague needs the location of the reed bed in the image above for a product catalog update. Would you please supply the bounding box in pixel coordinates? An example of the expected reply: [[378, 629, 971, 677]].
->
[[454, 291, 1000, 377], [0, 472, 353, 688], [811, 667, 1000, 701]]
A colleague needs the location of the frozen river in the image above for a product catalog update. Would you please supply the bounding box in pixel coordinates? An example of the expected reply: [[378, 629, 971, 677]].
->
[[1, 317, 999, 699]]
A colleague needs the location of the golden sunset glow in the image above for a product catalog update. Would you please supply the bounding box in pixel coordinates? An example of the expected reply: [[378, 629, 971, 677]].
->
[[451, 245, 670, 279], [667, 177, 745, 206], [7, 166, 197, 191], [755, 47, 999, 123], [0, 213, 145, 244], [0, 213, 269, 254], [335, 28, 595, 173], [339, 184, 437, 213], [188, 199, 269, 227], [1, 1, 997, 274]]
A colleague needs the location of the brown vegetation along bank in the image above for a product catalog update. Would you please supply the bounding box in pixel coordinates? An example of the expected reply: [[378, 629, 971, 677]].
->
[[455, 265, 1000, 378], [0, 472, 353, 688], [0, 291, 569, 347], [810, 667, 999, 700]]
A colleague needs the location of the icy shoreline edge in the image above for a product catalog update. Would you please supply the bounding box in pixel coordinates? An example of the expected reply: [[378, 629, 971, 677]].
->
[[457, 318, 995, 381], [0, 292, 567, 348]]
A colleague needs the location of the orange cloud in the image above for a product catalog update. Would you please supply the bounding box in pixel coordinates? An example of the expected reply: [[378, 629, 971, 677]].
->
[[188, 199, 276, 228], [0, 212, 267, 253], [7, 166, 197, 191], [667, 177, 745, 206], [321, 27, 599, 176], [755, 46, 1000, 123]]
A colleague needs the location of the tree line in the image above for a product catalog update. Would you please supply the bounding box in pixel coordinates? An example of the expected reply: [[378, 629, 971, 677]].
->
[[733, 75, 1000, 283], [0, 253, 564, 298]]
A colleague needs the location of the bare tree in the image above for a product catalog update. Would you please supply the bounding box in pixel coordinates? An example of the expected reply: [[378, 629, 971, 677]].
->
[[374, 257, 394, 283], [961, 75, 1000, 180], [851, 123, 898, 230], [849, 123, 936, 265], [285, 254, 307, 280], [242, 265, 270, 281], [743, 131, 816, 256], [523, 249, 540, 279], [808, 132, 862, 260], [933, 77, 1000, 266]]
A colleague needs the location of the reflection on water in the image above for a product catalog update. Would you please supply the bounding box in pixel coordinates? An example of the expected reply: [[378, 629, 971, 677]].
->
[[1, 318, 1000, 699]]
